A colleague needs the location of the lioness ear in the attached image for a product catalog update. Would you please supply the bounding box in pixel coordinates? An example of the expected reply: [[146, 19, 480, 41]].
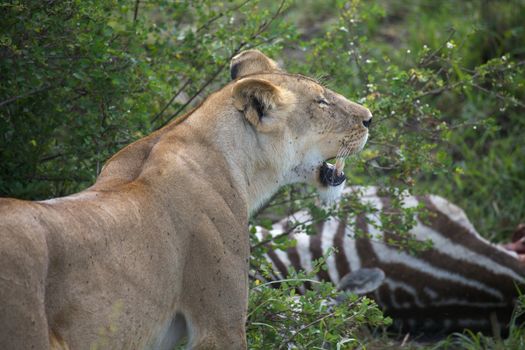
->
[[230, 50, 280, 79], [232, 78, 285, 128]]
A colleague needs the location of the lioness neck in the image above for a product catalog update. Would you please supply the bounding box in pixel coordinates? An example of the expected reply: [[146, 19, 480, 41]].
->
[[94, 89, 288, 216], [170, 98, 290, 215]]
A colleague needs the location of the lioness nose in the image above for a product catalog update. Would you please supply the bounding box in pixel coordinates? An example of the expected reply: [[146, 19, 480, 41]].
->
[[362, 118, 372, 128], [361, 108, 372, 128]]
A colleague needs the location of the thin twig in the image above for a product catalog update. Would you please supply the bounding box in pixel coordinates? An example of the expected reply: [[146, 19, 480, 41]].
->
[[400, 333, 411, 347], [151, 0, 254, 126], [154, 0, 288, 129], [419, 28, 456, 67], [133, 0, 140, 22], [251, 278, 321, 291], [278, 311, 336, 350], [96, 99, 108, 176], [155, 59, 234, 130], [412, 81, 462, 100], [196, 0, 251, 34], [254, 0, 287, 36], [471, 83, 525, 108], [251, 218, 316, 250], [0, 85, 53, 107], [263, 193, 317, 209], [39, 153, 65, 163], [150, 79, 192, 125], [12, 175, 91, 182]]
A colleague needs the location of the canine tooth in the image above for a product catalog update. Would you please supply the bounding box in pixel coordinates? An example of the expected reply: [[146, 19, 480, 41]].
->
[[335, 158, 345, 176]]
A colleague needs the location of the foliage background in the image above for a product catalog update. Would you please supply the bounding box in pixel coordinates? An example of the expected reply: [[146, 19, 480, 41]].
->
[[1, 0, 524, 348]]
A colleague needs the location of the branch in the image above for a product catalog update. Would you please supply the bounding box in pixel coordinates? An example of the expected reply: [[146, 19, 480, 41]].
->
[[413, 81, 462, 100], [278, 311, 337, 350], [14, 175, 91, 182], [471, 83, 525, 108], [262, 193, 317, 209], [0, 85, 54, 108], [151, 0, 257, 126], [250, 218, 316, 250], [196, 0, 252, 34], [418, 28, 456, 68], [133, 0, 140, 22], [154, 40, 255, 130], [249, 0, 287, 39], [155, 58, 234, 130], [153, 0, 289, 129], [39, 153, 65, 163], [150, 78, 192, 125], [251, 278, 321, 291]]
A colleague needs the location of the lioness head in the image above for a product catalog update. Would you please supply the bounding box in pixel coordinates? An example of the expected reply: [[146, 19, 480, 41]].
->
[[228, 50, 371, 207]]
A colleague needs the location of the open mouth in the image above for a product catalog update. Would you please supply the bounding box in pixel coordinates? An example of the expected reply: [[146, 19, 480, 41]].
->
[[319, 161, 346, 187]]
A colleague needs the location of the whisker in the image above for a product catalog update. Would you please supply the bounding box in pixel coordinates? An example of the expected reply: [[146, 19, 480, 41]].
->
[[339, 147, 350, 159], [314, 73, 332, 86]]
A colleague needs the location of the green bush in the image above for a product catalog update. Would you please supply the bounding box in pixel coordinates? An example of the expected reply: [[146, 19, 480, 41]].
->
[[247, 257, 390, 349], [0, 0, 296, 199]]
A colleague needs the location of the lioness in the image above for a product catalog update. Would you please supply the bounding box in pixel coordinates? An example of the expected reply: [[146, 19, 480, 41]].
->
[[0, 50, 371, 349]]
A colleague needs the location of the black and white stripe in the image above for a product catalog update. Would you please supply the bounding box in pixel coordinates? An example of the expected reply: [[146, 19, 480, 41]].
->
[[254, 186, 525, 336]]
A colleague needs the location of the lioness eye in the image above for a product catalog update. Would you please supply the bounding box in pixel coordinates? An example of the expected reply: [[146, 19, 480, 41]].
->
[[317, 98, 330, 106]]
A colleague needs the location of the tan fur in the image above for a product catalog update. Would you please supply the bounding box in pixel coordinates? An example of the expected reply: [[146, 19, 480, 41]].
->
[[230, 49, 281, 79], [0, 50, 371, 349]]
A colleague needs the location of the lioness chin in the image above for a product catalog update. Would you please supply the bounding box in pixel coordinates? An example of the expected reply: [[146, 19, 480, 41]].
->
[[0, 50, 371, 350]]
